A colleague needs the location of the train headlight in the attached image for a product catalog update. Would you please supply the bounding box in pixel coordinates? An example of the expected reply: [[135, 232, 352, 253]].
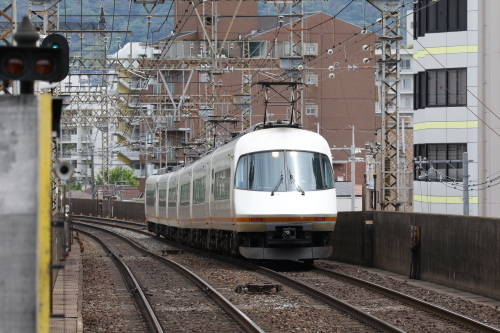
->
[[272, 151, 280, 158]]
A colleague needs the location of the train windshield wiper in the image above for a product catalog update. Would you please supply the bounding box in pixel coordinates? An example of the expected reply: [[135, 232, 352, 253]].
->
[[289, 172, 305, 195], [271, 174, 283, 196]]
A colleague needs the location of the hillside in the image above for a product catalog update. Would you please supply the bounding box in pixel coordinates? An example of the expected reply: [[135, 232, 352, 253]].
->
[[2, 0, 387, 53]]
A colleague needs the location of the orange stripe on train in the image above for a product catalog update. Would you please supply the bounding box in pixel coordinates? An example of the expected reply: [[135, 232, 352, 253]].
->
[[147, 216, 337, 223]]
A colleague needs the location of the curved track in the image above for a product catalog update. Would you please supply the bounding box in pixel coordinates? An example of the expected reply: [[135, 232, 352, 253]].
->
[[73, 216, 500, 333], [74, 222, 264, 333], [73, 217, 400, 332], [76, 227, 163, 333]]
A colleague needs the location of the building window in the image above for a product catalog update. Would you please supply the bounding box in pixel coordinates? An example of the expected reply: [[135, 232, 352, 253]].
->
[[305, 105, 317, 116], [200, 73, 210, 83], [247, 41, 266, 58], [305, 74, 318, 86], [304, 43, 318, 56], [403, 97, 412, 108], [414, 0, 467, 37], [402, 78, 412, 91], [282, 41, 301, 57], [414, 143, 467, 181], [401, 58, 411, 70], [414, 68, 467, 109]]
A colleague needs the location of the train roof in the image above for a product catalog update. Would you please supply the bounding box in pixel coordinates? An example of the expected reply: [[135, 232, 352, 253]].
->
[[234, 124, 331, 156], [151, 122, 331, 176]]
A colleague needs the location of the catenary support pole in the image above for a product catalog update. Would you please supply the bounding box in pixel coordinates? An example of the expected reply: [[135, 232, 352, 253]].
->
[[463, 152, 469, 215]]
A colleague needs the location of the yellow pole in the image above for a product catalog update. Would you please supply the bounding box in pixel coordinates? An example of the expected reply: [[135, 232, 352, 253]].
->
[[37, 94, 52, 333]]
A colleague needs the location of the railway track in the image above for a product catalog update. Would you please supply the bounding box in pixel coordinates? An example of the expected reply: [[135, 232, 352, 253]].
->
[[73, 216, 500, 333], [74, 222, 264, 333], [73, 218, 389, 331], [272, 263, 500, 333], [310, 266, 500, 333], [75, 227, 163, 333]]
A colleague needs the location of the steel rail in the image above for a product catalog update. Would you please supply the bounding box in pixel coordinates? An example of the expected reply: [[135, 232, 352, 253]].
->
[[315, 266, 500, 333], [74, 227, 164, 333], [247, 263, 406, 333], [73, 221, 265, 333], [74, 215, 500, 333], [74, 216, 403, 332]]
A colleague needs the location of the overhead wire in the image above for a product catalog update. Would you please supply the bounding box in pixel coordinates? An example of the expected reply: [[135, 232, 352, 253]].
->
[[66, 0, 496, 179]]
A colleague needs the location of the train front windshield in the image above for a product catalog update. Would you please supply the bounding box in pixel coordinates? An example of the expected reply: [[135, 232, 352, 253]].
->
[[235, 151, 334, 192]]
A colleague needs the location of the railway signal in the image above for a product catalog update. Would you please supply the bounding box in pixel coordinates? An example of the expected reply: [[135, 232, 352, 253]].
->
[[0, 18, 69, 84], [41, 34, 70, 82], [0, 46, 67, 82]]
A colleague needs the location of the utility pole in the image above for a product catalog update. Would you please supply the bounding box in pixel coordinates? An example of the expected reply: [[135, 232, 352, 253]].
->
[[332, 126, 364, 212], [463, 152, 470, 215], [350, 126, 356, 211]]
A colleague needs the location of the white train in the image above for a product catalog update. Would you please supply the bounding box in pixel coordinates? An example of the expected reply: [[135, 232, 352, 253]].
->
[[145, 122, 337, 263]]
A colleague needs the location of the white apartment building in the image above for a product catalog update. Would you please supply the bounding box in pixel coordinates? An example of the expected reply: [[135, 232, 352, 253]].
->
[[410, 0, 500, 217]]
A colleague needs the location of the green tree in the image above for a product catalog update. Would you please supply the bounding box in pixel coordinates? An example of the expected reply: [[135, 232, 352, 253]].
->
[[96, 166, 139, 187]]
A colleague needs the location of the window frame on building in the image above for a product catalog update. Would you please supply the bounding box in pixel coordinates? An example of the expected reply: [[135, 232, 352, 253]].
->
[[414, 0, 467, 37], [305, 73, 318, 86], [305, 104, 318, 116], [247, 41, 266, 58], [413, 143, 467, 181], [400, 58, 411, 70], [304, 43, 318, 56], [414, 68, 467, 109]]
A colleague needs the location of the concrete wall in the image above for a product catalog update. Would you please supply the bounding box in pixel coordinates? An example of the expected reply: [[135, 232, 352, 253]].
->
[[112, 201, 146, 222], [0, 95, 48, 332], [68, 198, 145, 223], [371, 212, 499, 301], [332, 211, 500, 301], [331, 211, 368, 265]]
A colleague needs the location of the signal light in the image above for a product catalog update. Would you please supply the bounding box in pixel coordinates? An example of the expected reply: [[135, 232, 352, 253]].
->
[[0, 34, 69, 83], [41, 34, 69, 82], [4, 55, 24, 75], [0, 46, 64, 82]]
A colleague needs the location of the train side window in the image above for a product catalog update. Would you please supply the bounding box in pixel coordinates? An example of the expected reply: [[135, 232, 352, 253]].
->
[[180, 183, 190, 206], [214, 168, 231, 200], [158, 189, 167, 207], [322, 155, 335, 188], [146, 186, 155, 207], [193, 177, 206, 204], [235, 155, 248, 189], [168, 186, 177, 208]]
